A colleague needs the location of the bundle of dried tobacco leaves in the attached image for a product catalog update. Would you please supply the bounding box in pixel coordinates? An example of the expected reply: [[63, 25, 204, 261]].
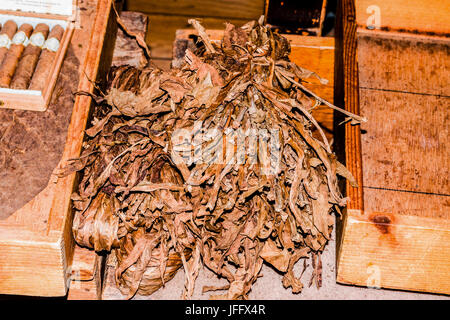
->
[[63, 17, 361, 299]]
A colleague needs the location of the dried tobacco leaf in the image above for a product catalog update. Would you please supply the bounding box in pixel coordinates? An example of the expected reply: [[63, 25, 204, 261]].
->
[[64, 17, 359, 300]]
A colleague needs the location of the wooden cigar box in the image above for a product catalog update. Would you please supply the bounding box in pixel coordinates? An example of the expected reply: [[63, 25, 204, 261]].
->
[[0, 0, 117, 297], [0, 0, 78, 111]]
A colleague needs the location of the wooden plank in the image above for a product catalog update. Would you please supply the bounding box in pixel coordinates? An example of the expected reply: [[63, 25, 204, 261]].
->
[[172, 29, 335, 140], [0, 236, 66, 297], [70, 246, 97, 281], [68, 9, 150, 300], [126, 0, 265, 20], [337, 209, 450, 294], [355, 0, 450, 35], [360, 90, 449, 196], [357, 33, 450, 96], [363, 188, 449, 219], [112, 11, 149, 68], [67, 246, 103, 300], [101, 253, 123, 300], [0, 0, 117, 297], [285, 36, 335, 141]]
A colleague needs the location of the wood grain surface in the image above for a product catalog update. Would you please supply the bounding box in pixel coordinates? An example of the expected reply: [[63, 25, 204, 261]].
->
[[337, 209, 450, 294], [360, 90, 449, 197], [333, 0, 364, 211], [112, 11, 149, 68]]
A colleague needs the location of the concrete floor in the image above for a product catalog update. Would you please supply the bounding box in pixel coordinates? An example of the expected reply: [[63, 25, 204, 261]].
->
[[108, 228, 448, 300]]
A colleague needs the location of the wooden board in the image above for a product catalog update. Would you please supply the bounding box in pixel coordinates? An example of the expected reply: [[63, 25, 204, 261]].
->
[[357, 33, 450, 96], [355, 0, 450, 36], [335, 0, 450, 295], [101, 253, 124, 300], [0, 0, 117, 297], [126, 0, 265, 20], [147, 14, 247, 61]]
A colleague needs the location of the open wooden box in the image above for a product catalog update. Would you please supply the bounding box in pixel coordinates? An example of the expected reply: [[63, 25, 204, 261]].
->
[[335, 0, 450, 295], [0, 0, 117, 297], [0, 0, 77, 111]]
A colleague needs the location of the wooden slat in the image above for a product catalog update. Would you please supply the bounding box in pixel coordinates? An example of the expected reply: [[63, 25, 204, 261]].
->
[[355, 0, 450, 36], [357, 33, 450, 96], [126, 0, 265, 20], [284, 35, 335, 141], [70, 246, 97, 281], [147, 14, 247, 60], [360, 90, 449, 196], [0, 238, 66, 297], [337, 0, 450, 295], [337, 209, 450, 294], [333, 0, 364, 211], [67, 246, 103, 300], [101, 253, 124, 300]]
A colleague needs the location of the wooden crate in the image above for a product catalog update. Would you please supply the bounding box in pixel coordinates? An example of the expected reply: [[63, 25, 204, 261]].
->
[[0, 0, 117, 297], [173, 29, 335, 141], [0, 1, 76, 111], [67, 245, 103, 300], [335, 0, 450, 294]]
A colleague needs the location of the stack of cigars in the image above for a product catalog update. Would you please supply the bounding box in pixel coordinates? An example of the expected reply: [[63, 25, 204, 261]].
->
[[0, 20, 64, 91]]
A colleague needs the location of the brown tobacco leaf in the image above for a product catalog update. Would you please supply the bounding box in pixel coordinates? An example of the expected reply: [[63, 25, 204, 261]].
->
[[259, 239, 290, 272], [65, 17, 357, 299]]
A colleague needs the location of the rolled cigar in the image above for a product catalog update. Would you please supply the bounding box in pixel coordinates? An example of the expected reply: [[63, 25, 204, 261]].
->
[[0, 23, 33, 88], [29, 25, 65, 91], [11, 23, 50, 89], [0, 20, 18, 66]]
